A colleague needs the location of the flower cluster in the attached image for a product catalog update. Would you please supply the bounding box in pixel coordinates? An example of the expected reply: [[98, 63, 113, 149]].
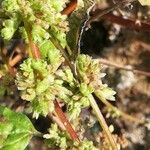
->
[[1, 0, 68, 48], [16, 55, 91, 120], [44, 123, 98, 150], [76, 55, 116, 101]]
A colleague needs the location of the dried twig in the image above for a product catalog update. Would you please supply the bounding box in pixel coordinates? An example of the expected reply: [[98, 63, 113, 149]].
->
[[98, 58, 150, 77], [101, 13, 150, 31], [86, 0, 136, 27], [98, 96, 146, 124], [9, 54, 23, 67]]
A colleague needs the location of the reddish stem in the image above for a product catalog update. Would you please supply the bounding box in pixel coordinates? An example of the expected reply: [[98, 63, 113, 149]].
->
[[30, 42, 41, 59], [102, 13, 150, 31], [61, 0, 77, 16], [54, 100, 80, 142]]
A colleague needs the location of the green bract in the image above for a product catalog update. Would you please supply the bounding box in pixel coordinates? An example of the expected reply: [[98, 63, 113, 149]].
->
[[1, 17, 20, 40], [16, 58, 60, 116], [0, 68, 14, 96], [2, 0, 20, 14], [95, 85, 116, 101]]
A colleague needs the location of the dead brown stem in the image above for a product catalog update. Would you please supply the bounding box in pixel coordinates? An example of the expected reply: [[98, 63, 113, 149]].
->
[[9, 54, 23, 67], [98, 58, 150, 77], [102, 13, 150, 31], [86, 0, 136, 27]]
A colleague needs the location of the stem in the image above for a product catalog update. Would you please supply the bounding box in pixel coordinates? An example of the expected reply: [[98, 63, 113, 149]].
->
[[33, 131, 43, 138], [88, 94, 118, 150], [24, 22, 41, 59], [49, 36, 79, 80], [30, 42, 41, 59], [54, 100, 80, 142], [48, 112, 66, 131], [9, 54, 22, 67], [61, 0, 77, 15]]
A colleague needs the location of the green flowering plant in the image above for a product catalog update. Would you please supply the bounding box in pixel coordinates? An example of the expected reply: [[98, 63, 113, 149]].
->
[[0, 0, 118, 149], [1, 0, 144, 149]]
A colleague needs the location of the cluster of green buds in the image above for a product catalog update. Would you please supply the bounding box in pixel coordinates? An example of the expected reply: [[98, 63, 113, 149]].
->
[[1, 0, 69, 47], [76, 55, 116, 101], [44, 123, 98, 150], [16, 53, 116, 120]]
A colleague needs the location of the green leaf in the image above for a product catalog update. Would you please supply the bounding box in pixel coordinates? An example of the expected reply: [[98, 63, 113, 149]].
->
[[40, 40, 53, 58], [138, 0, 150, 6], [0, 106, 37, 150], [2, 0, 20, 14]]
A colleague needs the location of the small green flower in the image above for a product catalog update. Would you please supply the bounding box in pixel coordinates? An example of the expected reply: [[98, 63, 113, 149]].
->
[[95, 85, 116, 101]]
